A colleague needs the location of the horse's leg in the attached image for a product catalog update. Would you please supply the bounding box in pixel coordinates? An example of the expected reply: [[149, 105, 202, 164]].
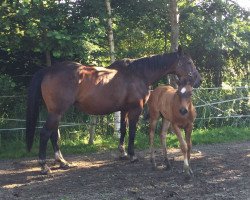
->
[[149, 117, 158, 169], [38, 126, 52, 174], [39, 113, 61, 174], [160, 119, 171, 170], [184, 123, 194, 175], [118, 111, 128, 159], [172, 124, 191, 178], [50, 129, 70, 169], [127, 108, 141, 162]]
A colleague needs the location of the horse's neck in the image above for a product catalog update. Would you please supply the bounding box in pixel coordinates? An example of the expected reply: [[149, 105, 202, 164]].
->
[[143, 54, 177, 85]]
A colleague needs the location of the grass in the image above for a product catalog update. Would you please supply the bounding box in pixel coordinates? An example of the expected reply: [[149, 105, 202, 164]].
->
[[0, 126, 249, 159]]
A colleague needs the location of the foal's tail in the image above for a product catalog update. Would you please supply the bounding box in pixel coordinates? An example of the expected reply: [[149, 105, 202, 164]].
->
[[26, 69, 46, 152]]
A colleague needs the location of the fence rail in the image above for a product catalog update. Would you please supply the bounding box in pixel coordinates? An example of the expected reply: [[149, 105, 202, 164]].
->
[[0, 85, 249, 132]]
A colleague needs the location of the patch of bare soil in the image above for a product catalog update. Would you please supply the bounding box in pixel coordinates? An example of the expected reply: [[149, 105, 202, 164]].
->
[[0, 141, 250, 200]]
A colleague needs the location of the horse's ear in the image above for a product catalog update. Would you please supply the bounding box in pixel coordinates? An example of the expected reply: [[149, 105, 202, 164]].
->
[[177, 46, 183, 56]]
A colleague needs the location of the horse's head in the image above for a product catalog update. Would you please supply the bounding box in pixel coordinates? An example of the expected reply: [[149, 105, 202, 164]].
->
[[174, 46, 202, 88], [177, 80, 193, 116]]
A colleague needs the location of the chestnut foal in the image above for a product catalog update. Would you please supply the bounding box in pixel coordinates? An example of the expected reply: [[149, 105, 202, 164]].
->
[[148, 82, 196, 177]]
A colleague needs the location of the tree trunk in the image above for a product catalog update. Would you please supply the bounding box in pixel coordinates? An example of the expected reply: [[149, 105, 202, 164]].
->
[[105, 0, 115, 62], [169, 0, 179, 52], [105, 0, 120, 137], [88, 116, 97, 145], [168, 0, 179, 87]]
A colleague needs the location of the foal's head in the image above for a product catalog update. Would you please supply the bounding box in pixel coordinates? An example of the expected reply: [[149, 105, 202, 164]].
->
[[174, 46, 202, 88], [177, 81, 193, 116]]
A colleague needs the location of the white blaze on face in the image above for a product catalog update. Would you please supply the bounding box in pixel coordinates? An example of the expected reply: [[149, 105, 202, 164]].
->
[[180, 87, 187, 94]]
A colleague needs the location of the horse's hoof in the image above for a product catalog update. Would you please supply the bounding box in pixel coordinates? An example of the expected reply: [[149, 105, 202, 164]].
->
[[130, 156, 139, 163], [59, 162, 72, 170], [119, 155, 129, 160], [150, 160, 157, 170], [40, 166, 52, 175]]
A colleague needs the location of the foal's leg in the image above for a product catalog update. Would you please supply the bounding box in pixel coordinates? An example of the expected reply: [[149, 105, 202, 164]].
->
[[118, 111, 128, 159], [39, 113, 61, 174], [160, 119, 171, 170], [184, 123, 194, 174], [127, 108, 141, 162], [50, 129, 70, 169], [172, 124, 191, 178], [149, 117, 158, 169]]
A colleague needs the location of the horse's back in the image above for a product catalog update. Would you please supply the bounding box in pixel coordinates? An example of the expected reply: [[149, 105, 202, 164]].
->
[[148, 85, 196, 125], [149, 85, 175, 105], [148, 85, 175, 120], [41, 62, 82, 114]]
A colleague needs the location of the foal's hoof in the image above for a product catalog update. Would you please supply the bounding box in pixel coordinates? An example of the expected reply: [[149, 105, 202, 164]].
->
[[165, 164, 172, 171], [164, 160, 172, 171], [130, 156, 139, 163], [184, 172, 192, 181], [184, 168, 194, 180]]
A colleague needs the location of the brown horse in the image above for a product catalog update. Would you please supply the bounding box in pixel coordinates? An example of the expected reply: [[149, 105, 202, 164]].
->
[[26, 46, 201, 174], [108, 48, 201, 161], [148, 82, 196, 178]]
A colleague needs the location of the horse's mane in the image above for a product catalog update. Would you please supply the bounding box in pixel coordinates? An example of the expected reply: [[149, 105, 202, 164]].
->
[[108, 58, 134, 69], [108, 52, 178, 74]]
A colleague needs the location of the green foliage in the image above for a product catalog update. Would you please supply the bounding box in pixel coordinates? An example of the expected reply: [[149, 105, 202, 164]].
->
[[0, 0, 249, 87], [192, 127, 250, 145], [179, 0, 249, 86], [0, 74, 17, 116]]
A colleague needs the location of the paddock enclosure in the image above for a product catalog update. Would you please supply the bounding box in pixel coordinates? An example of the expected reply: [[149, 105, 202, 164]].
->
[[0, 141, 249, 199]]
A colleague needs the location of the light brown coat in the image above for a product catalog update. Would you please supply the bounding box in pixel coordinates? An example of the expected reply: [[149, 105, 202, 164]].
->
[[148, 85, 196, 177]]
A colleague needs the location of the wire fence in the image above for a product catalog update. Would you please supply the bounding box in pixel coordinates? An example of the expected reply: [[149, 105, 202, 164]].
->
[[0, 85, 249, 133]]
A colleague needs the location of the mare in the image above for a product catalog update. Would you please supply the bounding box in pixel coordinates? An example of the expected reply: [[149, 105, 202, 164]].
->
[[108, 47, 201, 161], [148, 81, 196, 178], [26, 46, 201, 174]]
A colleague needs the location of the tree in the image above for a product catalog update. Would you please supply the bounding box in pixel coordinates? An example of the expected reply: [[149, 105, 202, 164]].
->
[[168, 0, 179, 87], [105, 0, 121, 137], [169, 0, 179, 52], [180, 0, 249, 86]]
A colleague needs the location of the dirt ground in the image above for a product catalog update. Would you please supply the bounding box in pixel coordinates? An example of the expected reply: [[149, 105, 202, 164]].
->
[[0, 141, 250, 200]]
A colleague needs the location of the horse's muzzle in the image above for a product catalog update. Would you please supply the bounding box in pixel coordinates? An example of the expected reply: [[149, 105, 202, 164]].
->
[[193, 78, 202, 88], [179, 108, 188, 115]]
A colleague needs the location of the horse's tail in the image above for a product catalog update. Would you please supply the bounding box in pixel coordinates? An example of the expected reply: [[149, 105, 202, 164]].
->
[[26, 69, 46, 152]]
